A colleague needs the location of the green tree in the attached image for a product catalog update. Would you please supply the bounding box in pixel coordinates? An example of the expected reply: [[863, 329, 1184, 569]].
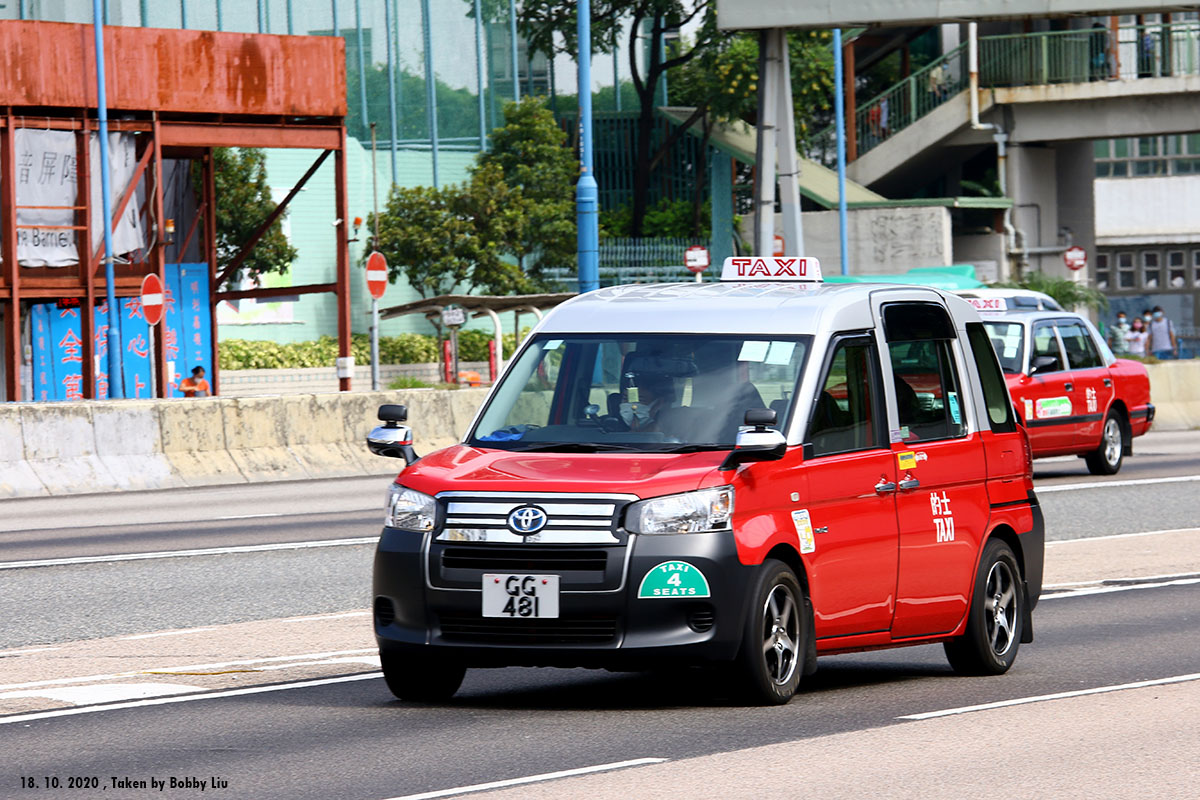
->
[[994, 271, 1109, 312], [518, 1, 719, 238], [477, 97, 577, 279], [202, 148, 298, 290], [369, 162, 529, 298]]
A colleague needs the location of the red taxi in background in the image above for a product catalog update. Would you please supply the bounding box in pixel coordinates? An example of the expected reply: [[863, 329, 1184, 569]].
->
[[366, 258, 1045, 705], [980, 308, 1153, 474]]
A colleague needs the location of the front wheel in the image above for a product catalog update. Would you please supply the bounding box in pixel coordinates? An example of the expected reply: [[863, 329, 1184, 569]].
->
[[732, 560, 809, 705], [1085, 411, 1126, 475], [380, 650, 466, 702], [944, 539, 1024, 675]]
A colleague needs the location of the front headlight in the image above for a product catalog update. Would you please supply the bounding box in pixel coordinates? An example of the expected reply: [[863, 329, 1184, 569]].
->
[[625, 486, 734, 535], [385, 484, 437, 531]]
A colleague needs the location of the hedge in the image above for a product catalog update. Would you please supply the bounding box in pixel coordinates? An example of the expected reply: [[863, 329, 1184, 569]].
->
[[219, 330, 528, 370]]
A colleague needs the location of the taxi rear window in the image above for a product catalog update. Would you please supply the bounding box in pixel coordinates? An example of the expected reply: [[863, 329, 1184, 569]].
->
[[882, 303, 955, 341]]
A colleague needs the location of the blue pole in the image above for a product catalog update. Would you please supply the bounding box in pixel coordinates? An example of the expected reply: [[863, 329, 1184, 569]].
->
[[355, 0, 370, 142], [576, 1, 599, 293], [613, 41, 621, 111], [474, 0, 487, 151], [93, 0, 124, 398], [19, 0, 28, 20], [216, 0, 222, 31], [286, 0, 294, 35], [834, 28, 849, 276], [385, 0, 399, 184], [331, 0, 338, 36], [421, 0, 439, 187], [508, 0, 519, 102]]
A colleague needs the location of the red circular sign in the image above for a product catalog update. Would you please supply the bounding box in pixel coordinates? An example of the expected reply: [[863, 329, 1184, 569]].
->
[[366, 251, 389, 300], [1064, 246, 1087, 271], [140, 273, 165, 326], [685, 245, 710, 274]]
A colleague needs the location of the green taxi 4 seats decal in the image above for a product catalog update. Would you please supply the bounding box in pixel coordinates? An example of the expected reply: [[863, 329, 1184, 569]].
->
[[638, 561, 711, 598]]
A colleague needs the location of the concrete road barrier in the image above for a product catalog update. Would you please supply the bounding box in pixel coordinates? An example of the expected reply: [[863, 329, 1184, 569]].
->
[[0, 387, 490, 498], [1145, 361, 1200, 431]]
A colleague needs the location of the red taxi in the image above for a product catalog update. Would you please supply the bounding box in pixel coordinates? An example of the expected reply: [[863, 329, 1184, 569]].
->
[[981, 310, 1154, 474], [367, 258, 1045, 705]]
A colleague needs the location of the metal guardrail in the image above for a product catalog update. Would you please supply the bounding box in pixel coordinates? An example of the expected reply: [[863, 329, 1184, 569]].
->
[[810, 22, 1200, 166], [542, 237, 709, 290]]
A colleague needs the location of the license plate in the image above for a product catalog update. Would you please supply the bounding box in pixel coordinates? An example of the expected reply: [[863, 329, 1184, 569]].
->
[[481, 574, 560, 618]]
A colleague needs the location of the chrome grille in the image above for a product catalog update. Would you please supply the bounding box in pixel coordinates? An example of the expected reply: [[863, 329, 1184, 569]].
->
[[435, 492, 634, 545]]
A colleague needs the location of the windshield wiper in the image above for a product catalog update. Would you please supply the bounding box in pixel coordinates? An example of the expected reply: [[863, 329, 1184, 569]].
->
[[506, 442, 648, 453]]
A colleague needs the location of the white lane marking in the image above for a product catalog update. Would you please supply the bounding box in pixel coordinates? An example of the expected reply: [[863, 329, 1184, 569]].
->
[[280, 611, 371, 623], [214, 513, 285, 520], [1036, 474, 1200, 492], [0, 536, 376, 570], [0, 647, 61, 656], [1046, 527, 1197, 545], [0, 648, 377, 692], [380, 759, 671, 800], [1045, 571, 1200, 588], [0, 673, 381, 726], [900, 672, 1200, 720], [0, 683, 203, 705], [1041, 577, 1200, 599], [119, 628, 216, 641]]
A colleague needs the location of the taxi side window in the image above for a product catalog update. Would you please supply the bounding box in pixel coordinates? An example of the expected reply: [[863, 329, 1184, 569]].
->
[[808, 338, 883, 457], [888, 339, 968, 442], [1057, 321, 1103, 369], [966, 322, 1017, 432], [1032, 322, 1064, 372]]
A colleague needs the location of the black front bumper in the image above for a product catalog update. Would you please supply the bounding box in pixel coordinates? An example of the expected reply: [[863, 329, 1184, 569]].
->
[[372, 527, 757, 669]]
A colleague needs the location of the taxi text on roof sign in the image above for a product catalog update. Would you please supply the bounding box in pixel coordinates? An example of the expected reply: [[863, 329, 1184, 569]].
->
[[720, 256, 823, 282], [967, 297, 1007, 312]]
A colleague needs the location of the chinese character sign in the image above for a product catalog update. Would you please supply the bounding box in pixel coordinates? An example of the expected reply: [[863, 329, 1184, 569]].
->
[[163, 263, 212, 398], [29, 298, 153, 401]]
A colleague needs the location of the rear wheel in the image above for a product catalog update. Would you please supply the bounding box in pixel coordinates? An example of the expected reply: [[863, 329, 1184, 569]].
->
[[733, 560, 808, 705], [1085, 411, 1126, 475], [944, 539, 1024, 675], [380, 650, 466, 702]]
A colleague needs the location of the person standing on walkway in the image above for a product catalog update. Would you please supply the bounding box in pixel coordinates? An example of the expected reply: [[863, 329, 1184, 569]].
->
[[1109, 311, 1131, 355], [1126, 318, 1149, 358], [1147, 306, 1178, 359]]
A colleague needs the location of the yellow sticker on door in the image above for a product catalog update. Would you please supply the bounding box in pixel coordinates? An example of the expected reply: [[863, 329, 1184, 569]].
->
[[791, 510, 816, 554], [897, 451, 918, 470]]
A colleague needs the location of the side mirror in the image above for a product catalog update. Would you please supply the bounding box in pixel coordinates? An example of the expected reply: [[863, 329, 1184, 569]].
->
[[720, 408, 787, 470], [1029, 355, 1058, 376], [368, 404, 418, 464]]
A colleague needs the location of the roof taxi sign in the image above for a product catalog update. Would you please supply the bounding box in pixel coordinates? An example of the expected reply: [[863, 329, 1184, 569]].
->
[[720, 256, 822, 282]]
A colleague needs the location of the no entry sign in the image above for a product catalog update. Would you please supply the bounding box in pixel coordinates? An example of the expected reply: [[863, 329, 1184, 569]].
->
[[140, 273, 165, 326], [1064, 246, 1087, 271], [685, 246, 710, 273], [366, 251, 388, 300]]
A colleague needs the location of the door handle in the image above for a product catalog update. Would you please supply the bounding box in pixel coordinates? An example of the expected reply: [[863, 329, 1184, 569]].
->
[[898, 477, 920, 491], [1104, 378, 1112, 387], [1063, 382, 1074, 391], [874, 480, 896, 495]]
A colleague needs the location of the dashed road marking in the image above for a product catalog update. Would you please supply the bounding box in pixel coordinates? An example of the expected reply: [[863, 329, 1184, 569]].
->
[[900, 672, 1200, 720], [0, 537, 376, 570], [380, 759, 671, 800], [1037, 474, 1200, 492], [119, 628, 216, 641]]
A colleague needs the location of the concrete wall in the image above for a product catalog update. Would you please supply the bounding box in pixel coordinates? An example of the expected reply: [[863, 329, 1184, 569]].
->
[[1144, 361, 1200, 432], [795, 206, 953, 274], [0, 388, 489, 499]]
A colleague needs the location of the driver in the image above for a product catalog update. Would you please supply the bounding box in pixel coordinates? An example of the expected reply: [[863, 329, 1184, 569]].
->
[[621, 372, 675, 431]]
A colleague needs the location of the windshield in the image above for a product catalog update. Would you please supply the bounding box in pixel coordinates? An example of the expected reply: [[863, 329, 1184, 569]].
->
[[469, 334, 812, 452], [982, 320, 1025, 373]]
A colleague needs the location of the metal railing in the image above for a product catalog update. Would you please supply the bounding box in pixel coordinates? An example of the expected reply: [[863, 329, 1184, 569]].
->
[[542, 237, 709, 290], [811, 22, 1200, 166]]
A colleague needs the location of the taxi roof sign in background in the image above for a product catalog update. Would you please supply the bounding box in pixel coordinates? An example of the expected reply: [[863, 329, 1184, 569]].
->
[[721, 256, 823, 282]]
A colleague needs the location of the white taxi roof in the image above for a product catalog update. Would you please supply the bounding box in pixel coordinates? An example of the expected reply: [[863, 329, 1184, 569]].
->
[[537, 280, 979, 337]]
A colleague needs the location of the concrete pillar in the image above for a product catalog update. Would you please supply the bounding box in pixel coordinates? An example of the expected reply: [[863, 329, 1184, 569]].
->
[[1006, 143, 1061, 277], [1056, 140, 1097, 285]]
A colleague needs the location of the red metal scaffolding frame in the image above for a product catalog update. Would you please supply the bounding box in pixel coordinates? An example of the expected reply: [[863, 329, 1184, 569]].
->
[[0, 20, 351, 400]]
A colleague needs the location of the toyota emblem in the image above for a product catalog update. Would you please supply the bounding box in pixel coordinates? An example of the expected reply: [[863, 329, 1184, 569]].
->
[[507, 505, 548, 535]]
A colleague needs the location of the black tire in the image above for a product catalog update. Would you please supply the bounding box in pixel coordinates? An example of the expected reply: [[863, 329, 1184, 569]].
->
[[379, 650, 466, 702], [944, 539, 1024, 676], [733, 560, 809, 705], [1085, 410, 1126, 475]]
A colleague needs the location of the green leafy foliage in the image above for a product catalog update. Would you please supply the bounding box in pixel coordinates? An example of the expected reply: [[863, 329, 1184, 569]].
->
[[477, 97, 578, 278], [601, 198, 712, 238], [200, 148, 298, 291], [220, 334, 438, 370]]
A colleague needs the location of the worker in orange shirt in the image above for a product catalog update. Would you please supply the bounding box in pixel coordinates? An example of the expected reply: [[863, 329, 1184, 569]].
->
[[179, 366, 211, 397]]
